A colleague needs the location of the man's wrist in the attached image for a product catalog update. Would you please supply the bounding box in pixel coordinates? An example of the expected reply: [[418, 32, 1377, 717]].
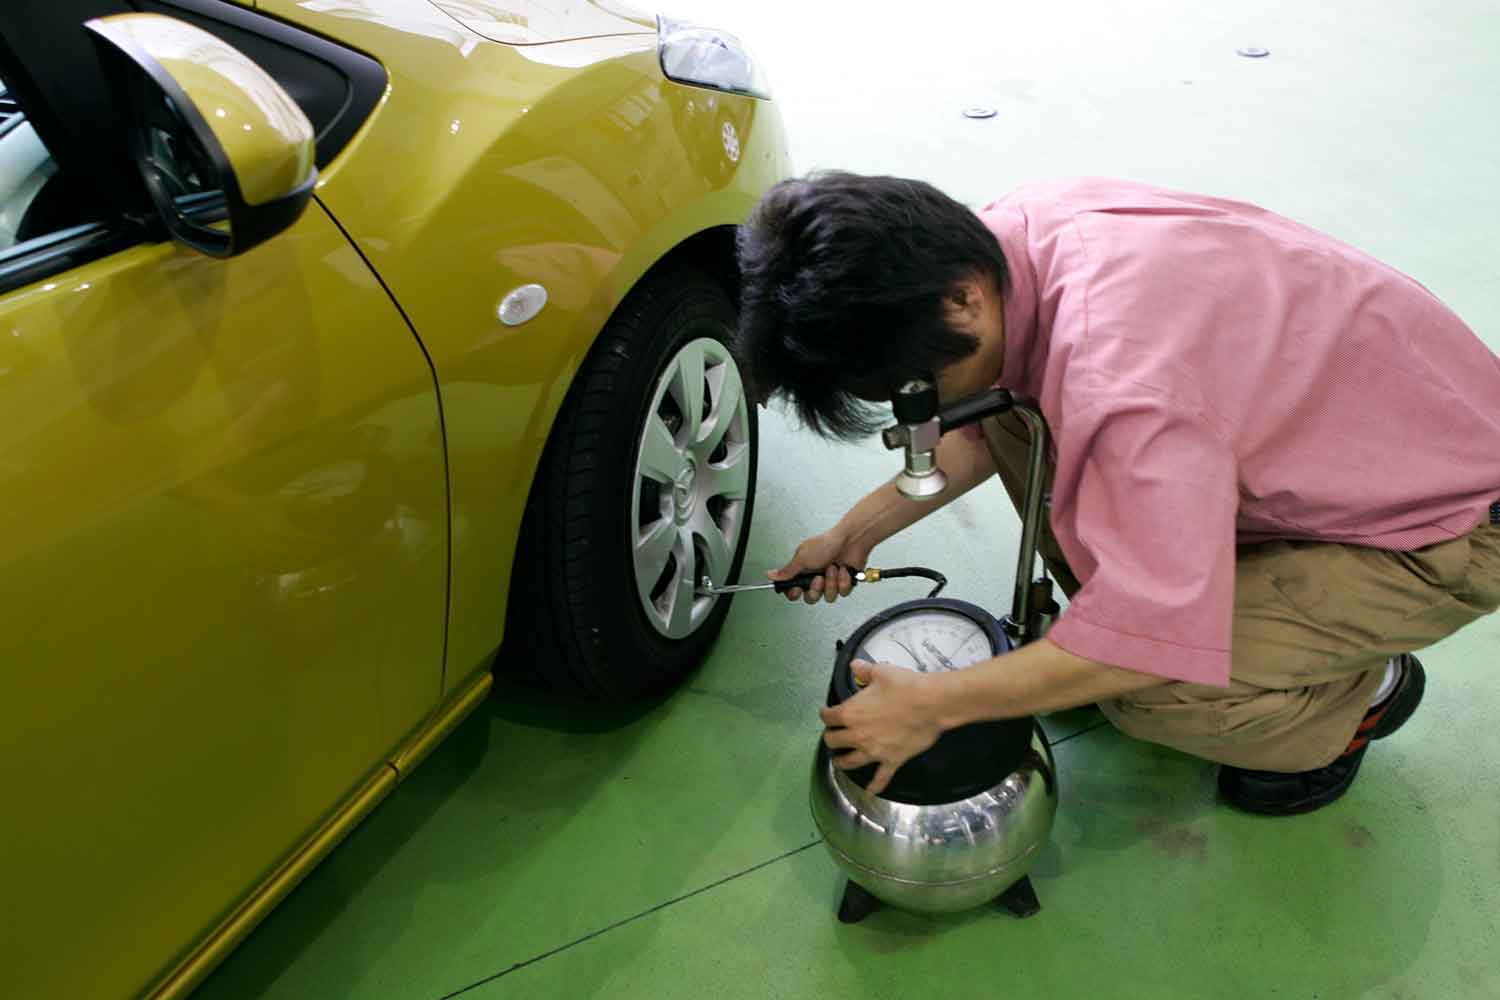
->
[[832, 514, 876, 560], [924, 669, 977, 732]]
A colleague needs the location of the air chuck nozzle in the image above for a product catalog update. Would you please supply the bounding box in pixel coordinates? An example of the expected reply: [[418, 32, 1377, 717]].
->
[[884, 376, 947, 500], [896, 466, 948, 498]]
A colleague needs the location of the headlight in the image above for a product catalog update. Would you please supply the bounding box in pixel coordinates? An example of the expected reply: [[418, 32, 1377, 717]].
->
[[657, 16, 771, 100]]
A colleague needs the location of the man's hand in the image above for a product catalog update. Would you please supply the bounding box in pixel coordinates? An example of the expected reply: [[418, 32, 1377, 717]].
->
[[819, 660, 944, 795], [769, 529, 871, 605]]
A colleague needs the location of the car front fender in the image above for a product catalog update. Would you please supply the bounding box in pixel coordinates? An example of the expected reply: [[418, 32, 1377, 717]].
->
[[265, 2, 791, 688]]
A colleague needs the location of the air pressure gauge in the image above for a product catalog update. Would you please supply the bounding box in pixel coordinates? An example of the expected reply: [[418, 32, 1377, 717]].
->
[[827, 598, 1035, 806]]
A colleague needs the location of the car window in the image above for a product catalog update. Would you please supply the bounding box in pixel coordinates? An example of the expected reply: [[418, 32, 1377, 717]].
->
[[0, 78, 161, 296], [0, 85, 60, 251], [0, 82, 108, 256]]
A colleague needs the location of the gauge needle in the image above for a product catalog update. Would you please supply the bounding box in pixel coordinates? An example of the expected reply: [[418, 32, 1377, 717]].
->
[[889, 637, 928, 672], [928, 645, 956, 670], [940, 637, 969, 665]]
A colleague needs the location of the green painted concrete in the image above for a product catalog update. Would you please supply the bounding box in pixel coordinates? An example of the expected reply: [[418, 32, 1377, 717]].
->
[[195, 0, 1499, 996]]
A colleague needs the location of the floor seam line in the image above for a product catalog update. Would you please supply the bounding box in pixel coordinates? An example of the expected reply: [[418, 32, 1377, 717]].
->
[[433, 838, 823, 999], [1046, 718, 1111, 747]]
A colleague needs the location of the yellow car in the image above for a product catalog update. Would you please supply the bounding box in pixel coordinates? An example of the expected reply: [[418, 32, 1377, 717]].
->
[[0, 1, 789, 996]]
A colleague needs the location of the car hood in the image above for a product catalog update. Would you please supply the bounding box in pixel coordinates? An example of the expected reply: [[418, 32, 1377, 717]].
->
[[428, 0, 655, 45]]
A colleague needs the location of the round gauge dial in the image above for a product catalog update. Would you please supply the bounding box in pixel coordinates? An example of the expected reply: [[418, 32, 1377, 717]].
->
[[854, 609, 995, 675]]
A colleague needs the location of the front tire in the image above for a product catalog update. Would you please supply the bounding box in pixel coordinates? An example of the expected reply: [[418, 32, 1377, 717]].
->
[[507, 266, 758, 698]]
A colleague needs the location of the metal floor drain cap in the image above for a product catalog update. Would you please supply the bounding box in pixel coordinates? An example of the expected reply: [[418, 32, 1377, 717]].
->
[[1236, 46, 1270, 58], [962, 106, 997, 119]]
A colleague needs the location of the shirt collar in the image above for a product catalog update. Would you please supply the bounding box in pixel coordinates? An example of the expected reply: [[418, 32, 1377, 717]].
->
[[989, 210, 1043, 399]]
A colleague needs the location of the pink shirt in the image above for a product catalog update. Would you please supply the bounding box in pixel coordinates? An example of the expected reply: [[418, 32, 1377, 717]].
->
[[979, 179, 1500, 686]]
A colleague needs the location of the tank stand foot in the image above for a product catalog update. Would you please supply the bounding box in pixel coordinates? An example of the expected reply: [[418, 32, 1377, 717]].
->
[[837, 880, 882, 924], [995, 875, 1041, 918]]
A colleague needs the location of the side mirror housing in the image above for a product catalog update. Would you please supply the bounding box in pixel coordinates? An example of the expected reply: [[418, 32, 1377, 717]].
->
[[85, 13, 317, 258]]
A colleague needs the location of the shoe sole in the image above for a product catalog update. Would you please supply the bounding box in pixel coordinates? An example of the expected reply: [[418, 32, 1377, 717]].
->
[[1220, 654, 1424, 817], [1369, 653, 1426, 741], [1218, 748, 1366, 817]]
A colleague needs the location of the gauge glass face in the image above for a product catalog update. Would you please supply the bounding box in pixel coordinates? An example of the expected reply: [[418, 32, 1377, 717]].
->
[[854, 609, 994, 675]]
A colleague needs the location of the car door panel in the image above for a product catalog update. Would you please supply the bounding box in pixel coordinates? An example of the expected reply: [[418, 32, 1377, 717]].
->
[[0, 200, 448, 999]]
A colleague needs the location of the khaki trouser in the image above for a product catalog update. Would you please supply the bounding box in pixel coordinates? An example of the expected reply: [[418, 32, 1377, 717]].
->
[[981, 412, 1500, 772]]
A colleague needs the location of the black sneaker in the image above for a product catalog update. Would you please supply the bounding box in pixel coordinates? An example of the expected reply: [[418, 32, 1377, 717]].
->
[[1219, 654, 1426, 816]]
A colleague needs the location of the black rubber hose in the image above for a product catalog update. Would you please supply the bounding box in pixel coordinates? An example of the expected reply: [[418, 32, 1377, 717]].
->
[[875, 566, 947, 598]]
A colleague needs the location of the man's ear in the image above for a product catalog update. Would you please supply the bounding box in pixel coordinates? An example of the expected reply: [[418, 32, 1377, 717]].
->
[[946, 277, 986, 319]]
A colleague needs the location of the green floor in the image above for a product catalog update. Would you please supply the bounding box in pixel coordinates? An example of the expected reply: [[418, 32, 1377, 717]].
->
[[196, 1, 1500, 997]]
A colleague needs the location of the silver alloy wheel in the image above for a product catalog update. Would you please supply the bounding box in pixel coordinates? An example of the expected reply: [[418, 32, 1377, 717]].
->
[[630, 337, 752, 639]]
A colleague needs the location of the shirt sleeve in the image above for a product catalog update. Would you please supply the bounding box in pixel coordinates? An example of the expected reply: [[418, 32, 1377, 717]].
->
[[1044, 393, 1240, 686]]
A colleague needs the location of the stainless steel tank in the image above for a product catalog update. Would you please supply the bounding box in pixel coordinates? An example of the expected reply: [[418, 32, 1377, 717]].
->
[[811, 722, 1057, 914]]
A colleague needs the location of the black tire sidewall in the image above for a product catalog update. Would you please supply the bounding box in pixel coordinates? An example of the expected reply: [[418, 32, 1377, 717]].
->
[[577, 272, 758, 695]]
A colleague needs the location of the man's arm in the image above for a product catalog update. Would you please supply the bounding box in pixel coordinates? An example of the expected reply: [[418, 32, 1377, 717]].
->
[[774, 429, 998, 601], [836, 429, 998, 554], [933, 638, 1167, 726]]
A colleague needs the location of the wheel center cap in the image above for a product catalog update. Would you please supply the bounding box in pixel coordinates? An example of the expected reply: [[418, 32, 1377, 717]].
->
[[672, 458, 697, 521]]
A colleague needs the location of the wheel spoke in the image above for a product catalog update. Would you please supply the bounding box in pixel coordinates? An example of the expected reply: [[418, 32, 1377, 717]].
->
[[695, 359, 744, 458], [637, 412, 681, 485], [702, 441, 751, 501], [669, 342, 707, 442], [691, 509, 733, 584], [634, 517, 675, 597], [665, 526, 698, 636]]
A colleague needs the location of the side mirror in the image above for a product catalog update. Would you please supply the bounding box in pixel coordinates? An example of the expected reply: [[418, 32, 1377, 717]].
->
[[85, 13, 316, 258]]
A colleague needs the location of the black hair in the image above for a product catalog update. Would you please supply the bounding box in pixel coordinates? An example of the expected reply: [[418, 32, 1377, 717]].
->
[[734, 171, 1009, 439]]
